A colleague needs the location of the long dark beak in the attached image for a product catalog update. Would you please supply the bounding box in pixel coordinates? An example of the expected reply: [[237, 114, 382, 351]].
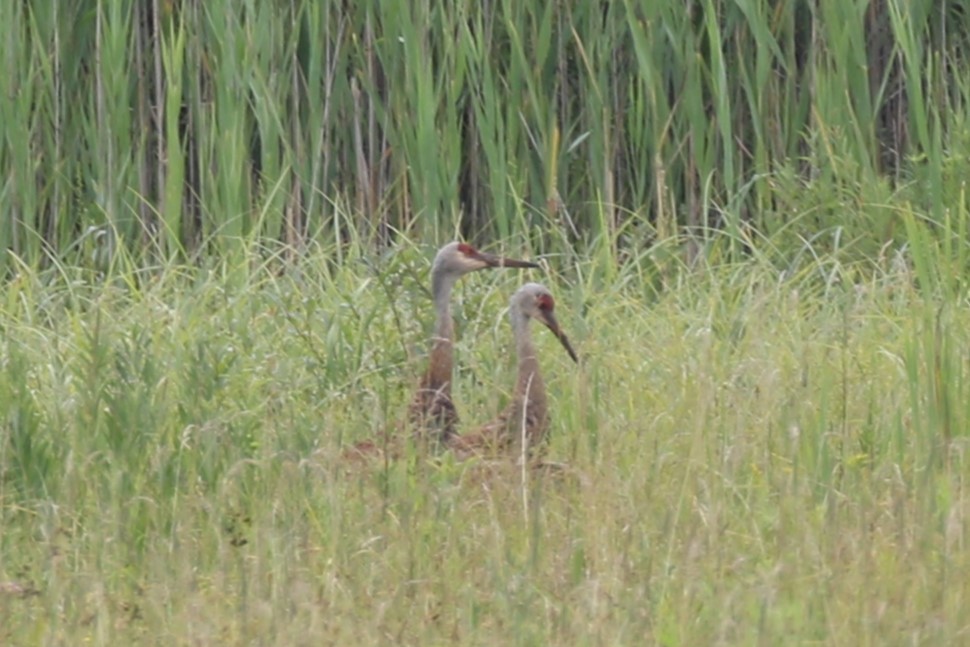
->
[[473, 250, 539, 269], [538, 309, 579, 363]]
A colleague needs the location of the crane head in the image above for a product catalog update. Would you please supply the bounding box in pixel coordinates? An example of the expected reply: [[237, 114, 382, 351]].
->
[[433, 241, 539, 277], [514, 283, 579, 363]]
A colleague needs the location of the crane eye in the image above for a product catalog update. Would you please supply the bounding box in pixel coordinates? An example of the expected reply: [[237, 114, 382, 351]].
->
[[537, 294, 554, 311], [457, 243, 476, 256]]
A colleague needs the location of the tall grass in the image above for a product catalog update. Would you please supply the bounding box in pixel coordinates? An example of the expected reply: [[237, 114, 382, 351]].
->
[[0, 0, 967, 269], [1, 232, 969, 643], [4, 0, 970, 643]]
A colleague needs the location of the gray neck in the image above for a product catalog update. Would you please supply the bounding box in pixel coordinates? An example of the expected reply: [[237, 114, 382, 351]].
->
[[511, 307, 545, 405], [421, 269, 458, 390], [431, 270, 459, 344]]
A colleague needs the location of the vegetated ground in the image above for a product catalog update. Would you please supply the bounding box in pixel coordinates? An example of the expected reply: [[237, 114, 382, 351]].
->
[[1, 238, 968, 645]]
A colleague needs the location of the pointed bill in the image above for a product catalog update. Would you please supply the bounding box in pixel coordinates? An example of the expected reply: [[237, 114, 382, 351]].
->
[[471, 249, 540, 269], [537, 309, 579, 363]]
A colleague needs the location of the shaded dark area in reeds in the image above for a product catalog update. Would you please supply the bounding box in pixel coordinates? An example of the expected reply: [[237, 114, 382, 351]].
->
[[1, 0, 968, 266]]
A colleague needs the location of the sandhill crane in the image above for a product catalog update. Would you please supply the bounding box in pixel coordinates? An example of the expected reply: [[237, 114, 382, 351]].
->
[[408, 242, 539, 449], [344, 242, 538, 463], [450, 282, 577, 460]]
